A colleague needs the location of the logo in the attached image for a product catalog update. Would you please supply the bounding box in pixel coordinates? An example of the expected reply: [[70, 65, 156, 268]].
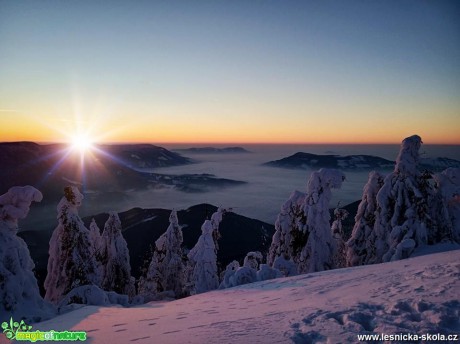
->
[[2, 317, 87, 342]]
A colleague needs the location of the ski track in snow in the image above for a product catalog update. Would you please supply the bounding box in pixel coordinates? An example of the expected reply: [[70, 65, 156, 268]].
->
[[33, 250, 460, 344]]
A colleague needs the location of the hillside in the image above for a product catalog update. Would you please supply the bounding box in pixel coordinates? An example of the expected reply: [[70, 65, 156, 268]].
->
[[33, 249, 460, 343], [18, 204, 275, 294], [264, 152, 460, 172]]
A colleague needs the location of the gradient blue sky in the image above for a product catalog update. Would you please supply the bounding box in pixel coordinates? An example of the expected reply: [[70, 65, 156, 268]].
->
[[1, 1, 459, 143]]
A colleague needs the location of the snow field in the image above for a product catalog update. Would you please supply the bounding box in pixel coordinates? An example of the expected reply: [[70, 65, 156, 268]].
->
[[33, 249, 460, 344]]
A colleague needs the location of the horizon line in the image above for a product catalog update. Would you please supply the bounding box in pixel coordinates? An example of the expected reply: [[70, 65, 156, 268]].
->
[[2, 140, 460, 146]]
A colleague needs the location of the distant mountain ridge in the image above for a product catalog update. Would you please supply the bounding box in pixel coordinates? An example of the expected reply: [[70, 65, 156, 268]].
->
[[0, 142, 244, 197], [264, 152, 460, 171], [174, 146, 250, 154], [264, 152, 394, 170]]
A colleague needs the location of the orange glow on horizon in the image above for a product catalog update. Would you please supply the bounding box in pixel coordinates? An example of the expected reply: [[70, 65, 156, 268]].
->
[[1, 111, 459, 146]]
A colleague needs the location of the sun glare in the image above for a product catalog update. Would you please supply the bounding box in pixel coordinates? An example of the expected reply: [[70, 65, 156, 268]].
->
[[71, 134, 94, 153]]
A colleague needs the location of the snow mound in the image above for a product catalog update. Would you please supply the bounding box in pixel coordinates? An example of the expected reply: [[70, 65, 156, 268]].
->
[[33, 249, 460, 343]]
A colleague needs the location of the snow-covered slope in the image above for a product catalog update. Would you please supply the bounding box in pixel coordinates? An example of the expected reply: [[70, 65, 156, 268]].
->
[[33, 249, 460, 344]]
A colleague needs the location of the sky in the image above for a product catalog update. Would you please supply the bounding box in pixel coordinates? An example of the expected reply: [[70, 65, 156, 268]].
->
[[0, 0, 459, 144]]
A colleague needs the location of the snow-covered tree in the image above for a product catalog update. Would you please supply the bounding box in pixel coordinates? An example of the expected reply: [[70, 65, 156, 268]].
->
[[267, 190, 306, 267], [139, 210, 186, 299], [331, 207, 349, 268], [100, 212, 135, 297], [0, 186, 54, 321], [256, 264, 282, 282], [219, 258, 282, 289], [243, 251, 263, 270], [44, 186, 100, 304], [346, 171, 385, 266], [374, 135, 436, 262], [218, 260, 240, 289], [272, 255, 297, 277], [298, 169, 345, 273], [210, 207, 228, 251], [187, 220, 219, 294], [434, 168, 460, 243], [89, 218, 103, 257]]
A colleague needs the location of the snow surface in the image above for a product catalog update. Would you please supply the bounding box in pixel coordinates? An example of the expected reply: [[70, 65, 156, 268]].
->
[[33, 249, 460, 344]]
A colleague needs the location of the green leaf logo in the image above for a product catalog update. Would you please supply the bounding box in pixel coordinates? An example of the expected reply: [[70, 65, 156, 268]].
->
[[2, 317, 32, 341]]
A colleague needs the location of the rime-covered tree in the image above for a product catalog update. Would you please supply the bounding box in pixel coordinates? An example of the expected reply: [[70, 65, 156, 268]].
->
[[139, 210, 185, 299], [210, 207, 228, 251], [243, 251, 263, 270], [346, 171, 385, 266], [298, 169, 345, 273], [434, 168, 460, 243], [187, 220, 219, 294], [44, 186, 100, 304], [374, 135, 436, 262], [0, 186, 55, 321], [273, 255, 297, 277], [89, 218, 103, 257], [218, 260, 240, 289], [331, 207, 349, 268], [267, 190, 306, 267], [219, 254, 282, 289], [100, 212, 135, 297]]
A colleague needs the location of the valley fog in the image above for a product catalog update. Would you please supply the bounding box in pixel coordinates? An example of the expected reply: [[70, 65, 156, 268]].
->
[[21, 144, 460, 229], [115, 144, 460, 224]]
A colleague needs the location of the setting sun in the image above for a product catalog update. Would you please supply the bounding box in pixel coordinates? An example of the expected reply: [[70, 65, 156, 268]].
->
[[70, 134, 94, 153]]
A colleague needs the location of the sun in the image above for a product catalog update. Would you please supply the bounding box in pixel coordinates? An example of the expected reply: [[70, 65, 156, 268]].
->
[[70, 134, 94, 153]]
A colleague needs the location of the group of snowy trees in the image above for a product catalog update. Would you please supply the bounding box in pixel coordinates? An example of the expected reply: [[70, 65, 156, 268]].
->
[[268, 135, 460, 276], [44, 186, 135, 306], [347, 135, 459, 265], [2, 134, 459, 322]]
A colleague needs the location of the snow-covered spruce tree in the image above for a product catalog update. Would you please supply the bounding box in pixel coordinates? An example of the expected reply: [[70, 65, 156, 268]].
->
[[44, 186, 100, 304], [298, 169, 345, 273], [100, 212, 135, 297], [139, 210, 186, 299], [267, 190, 306, 268], [0, 186, 55, 321], [187, 220, 219, 294], [374, 135, 437, 262], [346, 171, 385, 266], [331, 207, 349, 268], [89, 218, 103, 257], [434, 167, 460, 243], [210, 207, 228, 251]]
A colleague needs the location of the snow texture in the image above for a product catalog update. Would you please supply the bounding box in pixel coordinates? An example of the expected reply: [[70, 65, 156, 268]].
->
[[33, 249, 460, 344], [0, 186, 55, 322], [44, 186, 100, 304], [139, 210, 185, 299]]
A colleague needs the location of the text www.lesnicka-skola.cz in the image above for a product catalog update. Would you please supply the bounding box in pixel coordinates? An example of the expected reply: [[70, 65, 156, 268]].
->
[[357, 333, 459, 342]]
